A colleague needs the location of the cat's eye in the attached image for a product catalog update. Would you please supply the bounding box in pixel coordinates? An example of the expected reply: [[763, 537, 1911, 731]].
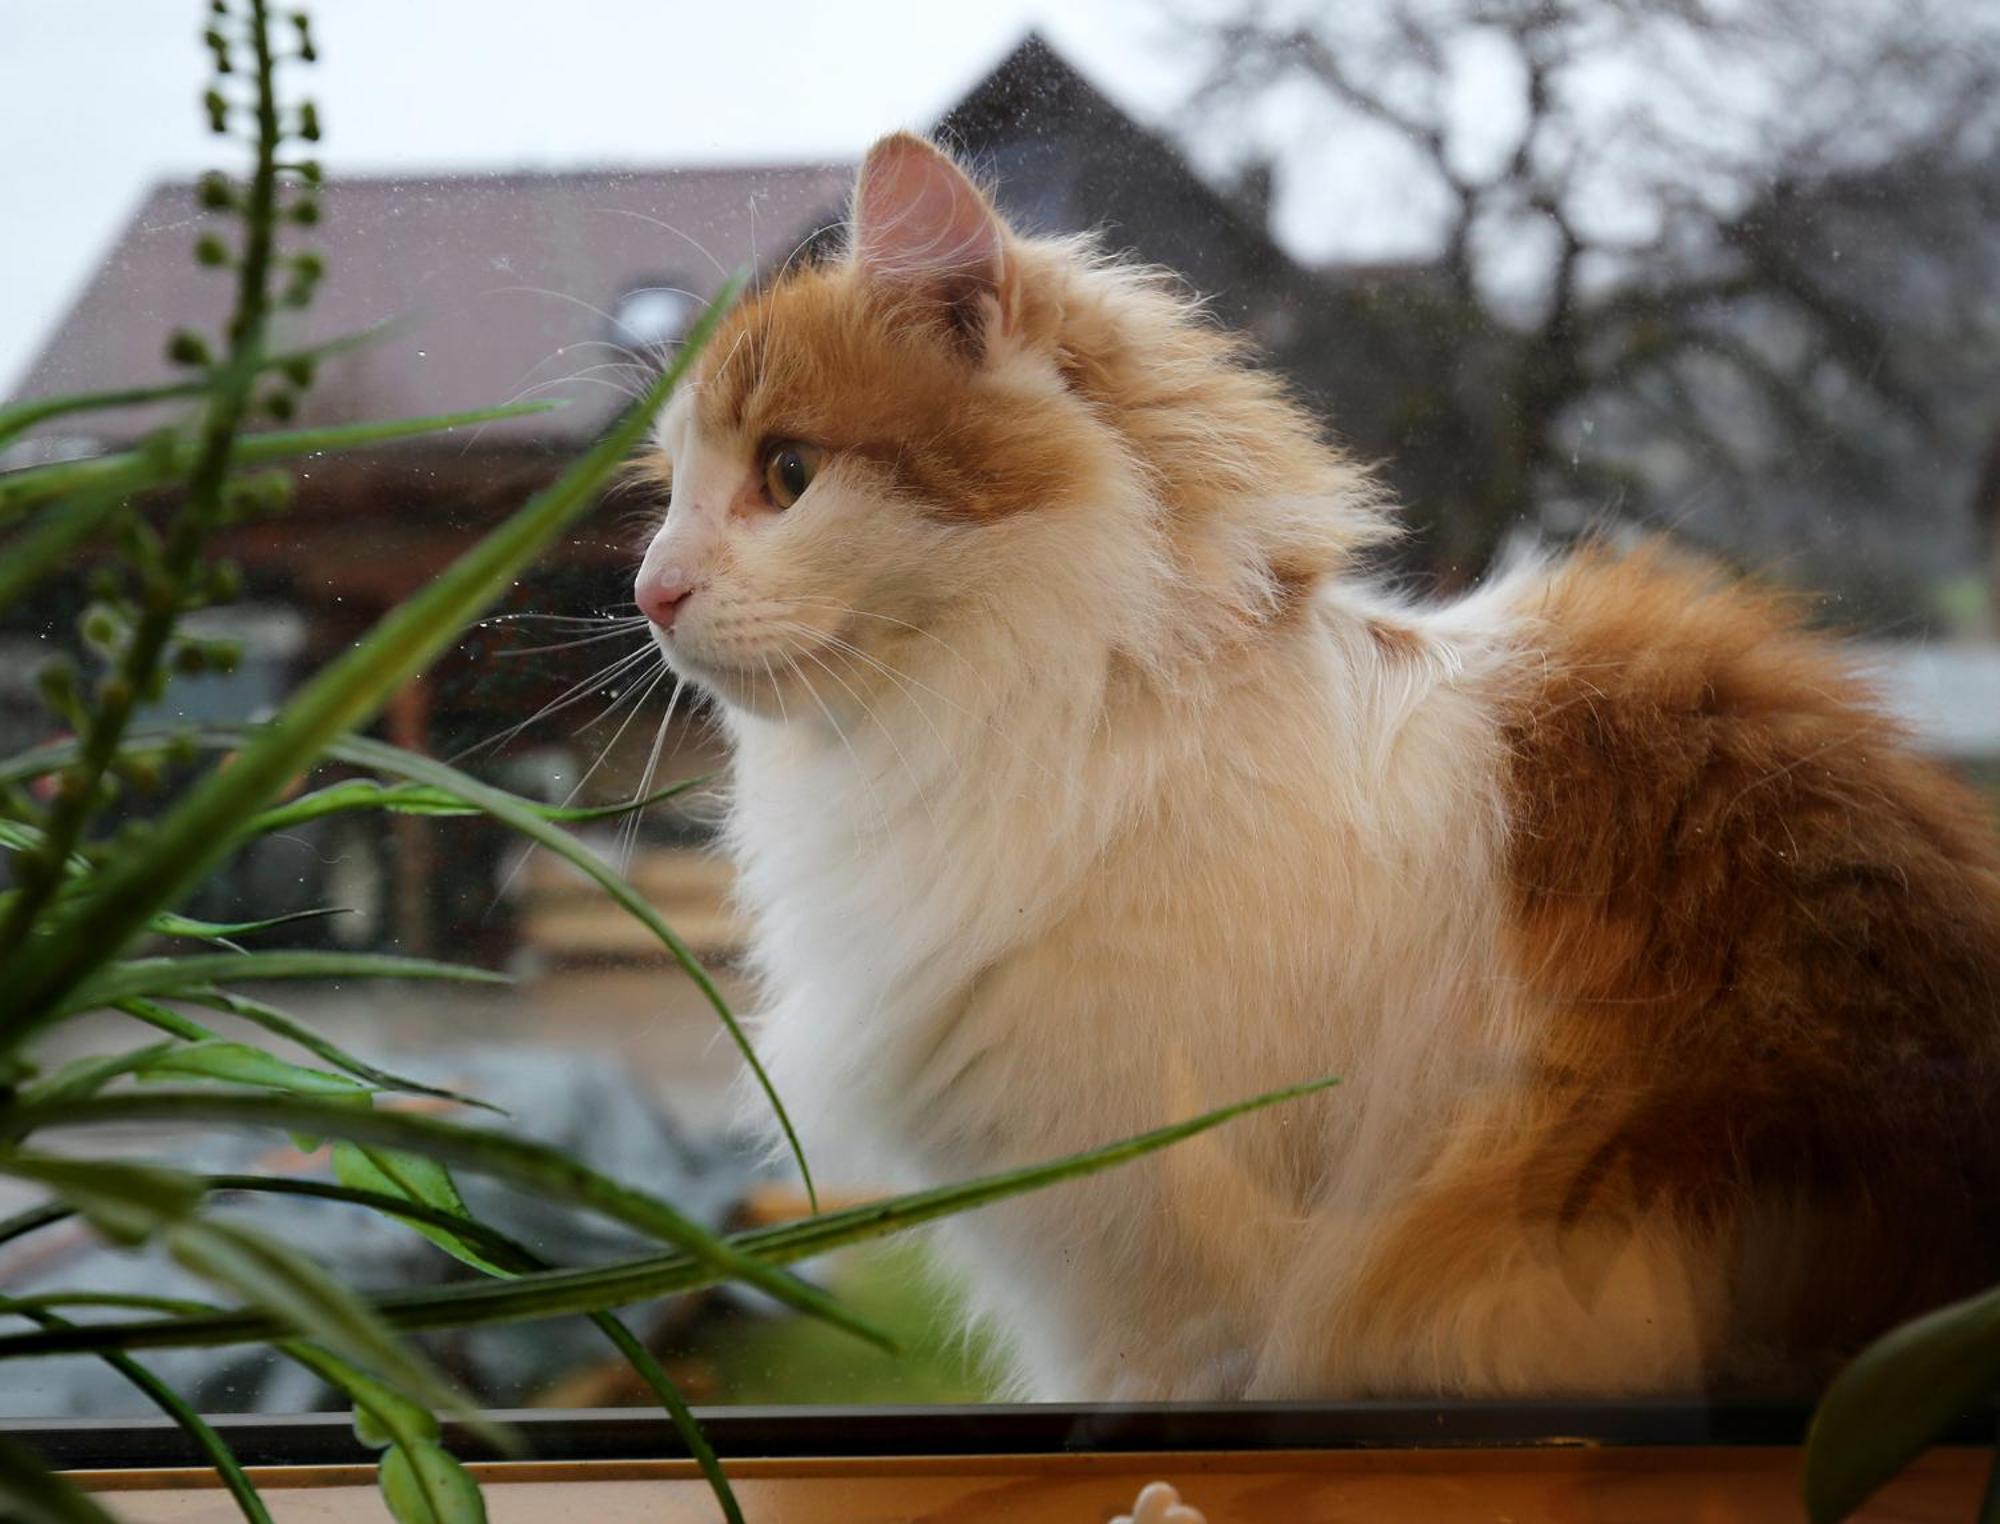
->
[[762, 441, 823, 509]]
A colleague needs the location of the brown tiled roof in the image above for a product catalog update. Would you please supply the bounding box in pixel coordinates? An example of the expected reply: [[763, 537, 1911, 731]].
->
[[10, 164, 854, 448]]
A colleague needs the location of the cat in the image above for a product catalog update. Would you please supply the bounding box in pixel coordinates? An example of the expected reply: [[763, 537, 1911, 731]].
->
[[630, 131, 2000, 1399]]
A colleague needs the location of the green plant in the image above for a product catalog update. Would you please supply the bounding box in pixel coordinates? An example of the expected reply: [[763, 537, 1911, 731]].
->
[[0, 6, 1333, 1522], [1803, 1284, 2000, 1520]]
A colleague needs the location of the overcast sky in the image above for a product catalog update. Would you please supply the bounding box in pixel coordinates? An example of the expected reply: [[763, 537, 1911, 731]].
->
[[0, 0, 1228, 389]]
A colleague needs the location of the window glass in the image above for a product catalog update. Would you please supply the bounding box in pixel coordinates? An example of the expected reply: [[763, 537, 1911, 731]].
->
[[4, 0, 1998, 1431]]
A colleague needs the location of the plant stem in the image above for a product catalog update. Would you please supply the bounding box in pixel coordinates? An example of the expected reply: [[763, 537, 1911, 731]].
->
[[0, 1, 283, 978]]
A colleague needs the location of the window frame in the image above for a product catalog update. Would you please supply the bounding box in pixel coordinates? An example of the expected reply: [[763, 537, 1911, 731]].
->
[[18, 1398, 1991, 1472]]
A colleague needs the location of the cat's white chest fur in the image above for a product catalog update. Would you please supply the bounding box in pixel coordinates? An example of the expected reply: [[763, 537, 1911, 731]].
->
[[723, 600, 1528, 1398]]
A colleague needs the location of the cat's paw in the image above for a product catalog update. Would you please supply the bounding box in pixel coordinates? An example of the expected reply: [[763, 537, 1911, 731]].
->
[[1111, 1480, 1206, 1524]]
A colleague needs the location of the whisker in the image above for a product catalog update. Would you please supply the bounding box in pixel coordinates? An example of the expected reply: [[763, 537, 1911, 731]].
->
[[769, 599, 1055, 784], [775, 596, 985, 680], [777, 218, 846, 279], [493, 372, 649, 407], [487, 339, 653, 415], [492, 654, 670, 902], [497, 624, 656, 658], [592, 207, 731, 281], [485, 284, 655, 343], [808, 631, 958, 764], [760, 654, 790, 729], [793, 643, 938, 829], [621, 692, 676, 873], [453, 642, 655, 763], [783, 620, 958, 728], [476, 611, 648, 629], [781, 648, 890, 839]]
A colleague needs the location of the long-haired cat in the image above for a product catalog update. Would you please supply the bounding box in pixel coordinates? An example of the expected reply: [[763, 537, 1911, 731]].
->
[[630, 132, 2000, 1398]]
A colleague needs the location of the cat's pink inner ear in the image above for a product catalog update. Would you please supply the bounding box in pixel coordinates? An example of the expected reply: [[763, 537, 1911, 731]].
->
[[853, 134, 1010, 314]]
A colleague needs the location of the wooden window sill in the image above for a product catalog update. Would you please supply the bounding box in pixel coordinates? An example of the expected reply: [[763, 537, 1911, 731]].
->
[[74, 1447, 1989, 1522]]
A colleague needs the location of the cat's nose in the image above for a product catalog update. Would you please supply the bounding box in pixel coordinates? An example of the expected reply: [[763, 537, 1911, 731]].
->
[[637, 569, 697, 630]]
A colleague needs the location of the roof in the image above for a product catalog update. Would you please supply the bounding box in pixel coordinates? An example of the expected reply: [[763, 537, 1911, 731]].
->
[[10, 33, 1314, 458], [9, 164, 853, 447], [939, 33, 1311, 323]]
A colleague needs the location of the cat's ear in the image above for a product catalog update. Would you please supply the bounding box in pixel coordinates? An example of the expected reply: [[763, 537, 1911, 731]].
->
[[851, 133, 1019, 351]]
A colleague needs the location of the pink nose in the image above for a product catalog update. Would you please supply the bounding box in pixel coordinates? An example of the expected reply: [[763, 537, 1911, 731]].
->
[[637, 570, 696, 630]]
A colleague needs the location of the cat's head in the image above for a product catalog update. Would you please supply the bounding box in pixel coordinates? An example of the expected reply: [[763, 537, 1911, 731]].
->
[[633, 133, 1382, 722]]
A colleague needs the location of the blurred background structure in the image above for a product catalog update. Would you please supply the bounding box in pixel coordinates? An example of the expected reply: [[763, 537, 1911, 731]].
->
[[4, 0, 1998, 1411]]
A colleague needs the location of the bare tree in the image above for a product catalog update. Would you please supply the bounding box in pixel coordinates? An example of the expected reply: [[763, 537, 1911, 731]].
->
[[1182, 0, 2000, 597]]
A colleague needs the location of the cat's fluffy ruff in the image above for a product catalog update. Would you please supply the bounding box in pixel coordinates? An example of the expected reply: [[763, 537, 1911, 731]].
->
[[635, 133, 2000, 1399]]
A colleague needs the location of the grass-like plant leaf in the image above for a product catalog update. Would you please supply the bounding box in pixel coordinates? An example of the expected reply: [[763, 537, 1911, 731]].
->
[[0, 1167, 745, 1518], [0, 737, 704, 826], [0, 485, 130, 608], [302, 730, 816, 1209], [0, 400, 563, 521], [150, 906, 349, 943], [52, 951, 507, 1018], [106, 993, 495, 1113], [333, 1144, 511, 1278], [0, 386, 201, 451], [166, 1215, 485, 1441], [246, 772, 710, 836], [136, 1038, 371, 1097], [19, 1041, 183, 1107], [284, 1344, 488, 1524], [186, 991, 501, 1111], [582, 1307, 742, 1523], [0, 1168, 486, 1455], [0, 1299, 272, 1524], [0, 1153, 205, 1246], [7, 742, 800, 1198], [20, 1034, 364, 1107], [0, 1173, 533, 1258], [0, 1074, 1337, 1359], [113, 996, 209, 1040], [377, 1440, 487, 1524], [0, 272, 743, 1034], [6, 1086, 881, 1348], [341, 1143, 746, 1520], [0, 326, 401, 450], [3, 1282, 496, 1516], [0, 819, 89, 877], [1803, 1280, 2000, 1521]]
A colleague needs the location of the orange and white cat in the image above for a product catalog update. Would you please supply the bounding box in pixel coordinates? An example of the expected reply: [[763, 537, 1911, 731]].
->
[[633, 133, 2000, 1399]]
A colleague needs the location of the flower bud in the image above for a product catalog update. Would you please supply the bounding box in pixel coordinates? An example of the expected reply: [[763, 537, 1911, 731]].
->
[[80, 605, 119, 649], [36, 660, 77, 713], [166, 330, 212, 368]]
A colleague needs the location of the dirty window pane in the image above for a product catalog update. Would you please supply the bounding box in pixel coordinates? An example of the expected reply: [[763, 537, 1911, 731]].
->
[[4, 0, 1999, 1431]]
